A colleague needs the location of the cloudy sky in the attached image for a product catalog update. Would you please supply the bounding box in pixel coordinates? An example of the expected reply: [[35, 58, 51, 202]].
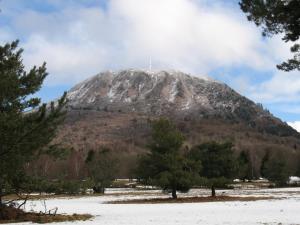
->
[[1, 0, 300, 130]]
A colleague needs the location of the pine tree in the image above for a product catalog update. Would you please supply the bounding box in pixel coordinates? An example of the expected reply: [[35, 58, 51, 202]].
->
[[137, 118, 201, 199], [260, 151, 289, 186], [189, 142, 238, 197], [260, 151, 270, 178], [238, 151, 253, 180], [0, 41, 67, 206], [85, 147, 119, 193], [240, 0, 300, 71]]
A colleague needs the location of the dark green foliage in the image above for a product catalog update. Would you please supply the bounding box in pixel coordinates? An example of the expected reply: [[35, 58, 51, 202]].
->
[[28, 178, 93, 195], [85, 150, 95, 163], [0, 41, 66, 204], [137, 118, 201, 199], [85, 148, 119, 193], [190, 142, 237, 179], [240, 0, 300, 71], [44, 145, 71, 161], [238, 151, 253, 180], [189, 142, 238, 196], [193, 176, 232, 189], [260, 151, 289, 185], [56, 180, 88, 195], [234, 106, 252, 121], [277, 44, 300, 71], [260, 150, 270, 177], [296, 156, 300, 177], [149, 118, 185, 154]]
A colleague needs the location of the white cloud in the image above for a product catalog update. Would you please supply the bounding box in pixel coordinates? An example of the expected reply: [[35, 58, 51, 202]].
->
[[23, 34, 109, 84], [110, 0, 277, 71], [250, 70, 300, 104], [0, 0, 292, 86], [288, 121, 300, 132]]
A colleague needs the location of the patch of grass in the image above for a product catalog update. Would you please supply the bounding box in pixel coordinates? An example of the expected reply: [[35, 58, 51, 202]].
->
[[107, 196, 274, 204], [0, 205, 93, 224]]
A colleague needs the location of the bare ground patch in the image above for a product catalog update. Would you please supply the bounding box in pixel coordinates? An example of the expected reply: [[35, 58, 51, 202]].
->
[[107, 196, 274, 204]]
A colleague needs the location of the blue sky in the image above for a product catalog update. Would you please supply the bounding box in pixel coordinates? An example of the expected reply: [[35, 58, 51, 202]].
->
[[1, 0, 300, 129]]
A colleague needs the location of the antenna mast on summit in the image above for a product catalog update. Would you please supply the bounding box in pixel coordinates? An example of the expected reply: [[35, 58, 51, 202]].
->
[[149, 56, 152, 72]]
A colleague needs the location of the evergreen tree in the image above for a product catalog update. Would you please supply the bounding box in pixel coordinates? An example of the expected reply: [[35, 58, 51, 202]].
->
[[189, 142, 238, 197], [260, 150, 270, 178], [296, 155, 300, 177], [240, 0, 300, 71], [85, 147, 119, 193], [137, 118, 201, 199], [0, 41, 66, 206], [238, 151, 253, 180], [260, 151, 289, 185]]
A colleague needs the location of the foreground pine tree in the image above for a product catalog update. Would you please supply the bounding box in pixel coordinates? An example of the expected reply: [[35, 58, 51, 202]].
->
[[85, 147, 119, 193], [240, 0, 300, 71], [0, 41, 67, 209], [189, 142, 238, 197], [137, 118, 200, 199]]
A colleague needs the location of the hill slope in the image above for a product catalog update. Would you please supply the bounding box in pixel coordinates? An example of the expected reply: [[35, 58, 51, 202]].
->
[[37, 70, 300, 178]]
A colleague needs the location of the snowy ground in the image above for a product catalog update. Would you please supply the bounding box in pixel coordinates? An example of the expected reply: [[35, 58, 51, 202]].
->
[[7, 187, 300, 225]]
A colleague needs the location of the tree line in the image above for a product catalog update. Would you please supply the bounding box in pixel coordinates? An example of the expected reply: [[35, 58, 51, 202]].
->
[[136, 118, 293, 199]]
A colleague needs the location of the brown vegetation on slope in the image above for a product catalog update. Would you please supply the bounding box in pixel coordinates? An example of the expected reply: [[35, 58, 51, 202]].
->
[[27, 109, 300, 179], [107, 196, 274, 204]]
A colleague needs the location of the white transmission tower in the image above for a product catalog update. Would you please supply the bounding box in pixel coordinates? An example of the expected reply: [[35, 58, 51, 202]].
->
[[149, 56, 152, 72]]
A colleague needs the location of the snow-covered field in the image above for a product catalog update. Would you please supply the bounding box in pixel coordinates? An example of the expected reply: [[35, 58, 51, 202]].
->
[[8, 187, 300, 225]]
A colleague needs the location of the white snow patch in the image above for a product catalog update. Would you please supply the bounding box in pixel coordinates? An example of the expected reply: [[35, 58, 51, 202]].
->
[[181, 99, 192, 110], [87, 96, 96, 103], [288, 176, 300, 184], [107, 88, 115, 102], [13, 187, 300, 225], [138, 83, 144, 93], [67, 83, 89, 100], [124, 97, 132, 103], [107, 81, 122, 102], [168, 79, 178, 102]]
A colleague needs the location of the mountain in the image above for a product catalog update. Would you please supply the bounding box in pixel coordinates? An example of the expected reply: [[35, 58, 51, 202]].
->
[[66, 69, 297, 137], [39, 69, 300, 178]]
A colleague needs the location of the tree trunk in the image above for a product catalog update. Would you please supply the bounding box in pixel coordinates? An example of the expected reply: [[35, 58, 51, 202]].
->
[[0, 195, 3, 220], [211, 185, 216, 197], [0, 187, 3, 206], [172, 188, 177, 199], [93, 186, 105, 194]]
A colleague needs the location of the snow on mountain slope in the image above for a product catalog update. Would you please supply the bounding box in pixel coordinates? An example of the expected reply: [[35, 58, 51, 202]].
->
[[65, 69, 298, 137], [67, 69, 215, 110]]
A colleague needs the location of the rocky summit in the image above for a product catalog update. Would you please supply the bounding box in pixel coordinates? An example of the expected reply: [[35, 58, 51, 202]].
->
[[67, 69, 217, 114], [66, 69, 297, 137]]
